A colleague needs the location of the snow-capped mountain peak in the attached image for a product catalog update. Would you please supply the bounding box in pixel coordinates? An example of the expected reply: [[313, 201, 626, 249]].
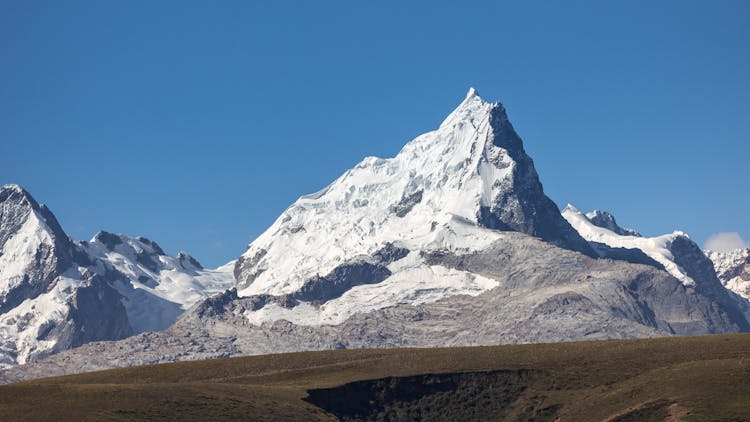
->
[[233, 90, 594, 325]]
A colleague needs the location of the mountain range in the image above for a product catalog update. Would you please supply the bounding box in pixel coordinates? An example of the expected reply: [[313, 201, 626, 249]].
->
[[1, 89, 748, 381], [0, 184, 233, 368]]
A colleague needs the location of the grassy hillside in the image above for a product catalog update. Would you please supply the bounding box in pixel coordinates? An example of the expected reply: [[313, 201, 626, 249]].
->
[[0, 334, 748, 421]]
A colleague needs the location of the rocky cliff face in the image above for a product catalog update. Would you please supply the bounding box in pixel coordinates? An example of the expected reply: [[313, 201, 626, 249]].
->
[[475, 98, 595, 254]]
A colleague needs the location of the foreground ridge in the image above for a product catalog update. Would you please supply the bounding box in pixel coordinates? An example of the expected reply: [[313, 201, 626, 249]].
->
[[1, 334, 748, 421]]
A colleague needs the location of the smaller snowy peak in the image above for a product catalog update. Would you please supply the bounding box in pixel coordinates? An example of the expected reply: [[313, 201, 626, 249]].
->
[[584, 210, 641, 237], [0, 186, 132, 367], [706, 248, 750, 300], [707, 248, 750, 271], [0, 185, 73, 250], [87, 231, 168, 274], [565, 206, 733, 303], [563, 205, 698, 286], [79, 232, 234, 333]]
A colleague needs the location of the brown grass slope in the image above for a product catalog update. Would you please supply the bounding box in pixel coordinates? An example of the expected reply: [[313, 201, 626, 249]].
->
[[0, 334, 748, 421]]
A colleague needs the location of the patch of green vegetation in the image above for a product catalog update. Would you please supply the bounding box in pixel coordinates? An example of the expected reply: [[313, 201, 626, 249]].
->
[[0, 333, 748, 421]]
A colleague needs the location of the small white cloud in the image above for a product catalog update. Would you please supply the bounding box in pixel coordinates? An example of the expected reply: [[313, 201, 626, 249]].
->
[[704, 232, 749, 252]]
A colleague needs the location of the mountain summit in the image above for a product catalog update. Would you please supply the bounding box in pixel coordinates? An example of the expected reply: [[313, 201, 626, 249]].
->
[[221, 90, 743, 331]]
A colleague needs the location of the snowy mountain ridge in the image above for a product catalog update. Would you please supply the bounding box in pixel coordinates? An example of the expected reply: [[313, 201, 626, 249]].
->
[[562, 205, 697, 286], [563, 205, 750, 321]]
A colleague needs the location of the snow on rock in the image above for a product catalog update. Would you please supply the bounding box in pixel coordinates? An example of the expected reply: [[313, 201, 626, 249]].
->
[[562, 205, 696, 286], [243, 248, 500, 327], [0, 272, 78, 367], [585, 210, 641, 237], [0, 185, 73, 314], [0, 206, 55, 295], [79, 232, 235, 333], [706, 248, 750, 300]]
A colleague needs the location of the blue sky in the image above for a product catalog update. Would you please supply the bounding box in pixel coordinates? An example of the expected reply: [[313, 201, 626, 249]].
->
[[2, 1, 748, 266]]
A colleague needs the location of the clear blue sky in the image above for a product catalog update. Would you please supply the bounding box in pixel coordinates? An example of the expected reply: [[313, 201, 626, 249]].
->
[[2, 1, 748, 267]]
